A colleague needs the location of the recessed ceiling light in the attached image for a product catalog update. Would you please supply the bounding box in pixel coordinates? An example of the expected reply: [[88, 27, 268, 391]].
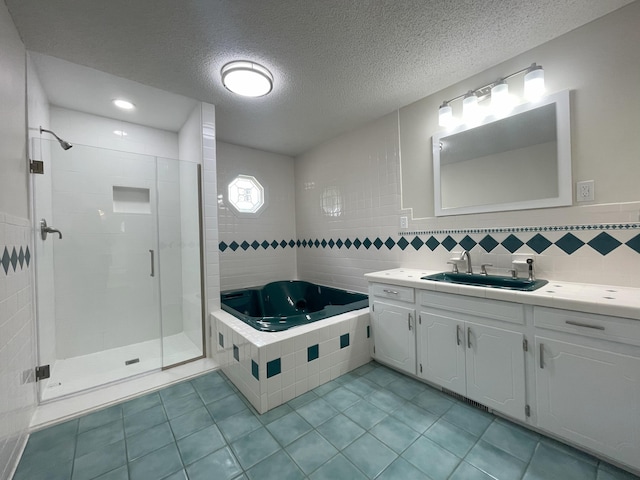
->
[[113, 130, 128, 137], [221, 61, 273, 97], [113, 99, 135, 110]]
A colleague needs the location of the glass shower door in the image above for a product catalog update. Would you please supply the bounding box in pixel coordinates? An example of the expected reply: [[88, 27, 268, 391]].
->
[[35, 141, 162, 400], [157, 158, 205, 368]]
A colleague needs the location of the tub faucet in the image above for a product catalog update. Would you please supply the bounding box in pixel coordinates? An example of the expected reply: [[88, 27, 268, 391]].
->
[[460, 250, 473, 274]]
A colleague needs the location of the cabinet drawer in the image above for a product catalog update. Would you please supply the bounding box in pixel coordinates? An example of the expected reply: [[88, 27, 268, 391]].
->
[[371, 283, 414, 303], [534, 306, 640, 347], [419, 290, 524, 325]]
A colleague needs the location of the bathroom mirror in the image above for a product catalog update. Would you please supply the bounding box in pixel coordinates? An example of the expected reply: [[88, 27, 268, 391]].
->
[[433, 90, 571, 216]]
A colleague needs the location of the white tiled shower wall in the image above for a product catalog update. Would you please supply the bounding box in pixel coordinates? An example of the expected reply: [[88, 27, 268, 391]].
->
[[0, 215, 36, 480], [217, 142, 296, 290]]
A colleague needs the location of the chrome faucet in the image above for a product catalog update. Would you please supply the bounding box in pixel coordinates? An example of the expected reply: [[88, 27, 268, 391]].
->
[[40, 218, 63, 240], [460, 250, 473, 274]]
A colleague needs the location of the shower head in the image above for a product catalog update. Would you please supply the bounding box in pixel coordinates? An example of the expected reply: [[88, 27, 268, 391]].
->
[[40, 127, 73, 150]]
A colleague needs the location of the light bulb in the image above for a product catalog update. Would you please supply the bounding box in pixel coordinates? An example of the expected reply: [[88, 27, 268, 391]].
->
[[524, 64, 545, 101], [438, 103, 453, 127]]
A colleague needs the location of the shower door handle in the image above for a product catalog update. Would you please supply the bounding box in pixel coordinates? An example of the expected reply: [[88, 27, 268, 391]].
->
[[149, 249, 155, 277]]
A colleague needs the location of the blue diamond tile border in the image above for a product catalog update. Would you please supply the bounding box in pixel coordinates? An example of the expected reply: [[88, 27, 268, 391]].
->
[[212, 222, 640, 260]]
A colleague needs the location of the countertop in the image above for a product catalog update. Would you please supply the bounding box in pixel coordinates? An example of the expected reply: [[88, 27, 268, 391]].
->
[[365, 268, 640, 321]]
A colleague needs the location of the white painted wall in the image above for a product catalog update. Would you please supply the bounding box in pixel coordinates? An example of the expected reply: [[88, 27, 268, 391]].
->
[[0, 5, 37, 480], [217, 141, 297, 290], [295, 3, 640, 289]]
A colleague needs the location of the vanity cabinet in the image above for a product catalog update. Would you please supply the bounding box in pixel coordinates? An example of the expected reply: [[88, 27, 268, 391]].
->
[[418, 291, 527, 421], [534, 307, 640, 469], [369, 283, 416, 375]]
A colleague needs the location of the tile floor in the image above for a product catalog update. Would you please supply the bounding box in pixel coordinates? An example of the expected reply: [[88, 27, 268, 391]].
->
[[14, 362, 639, 480]]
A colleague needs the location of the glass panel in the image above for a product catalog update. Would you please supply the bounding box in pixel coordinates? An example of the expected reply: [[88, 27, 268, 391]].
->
[[157, 158, 204, 368], [34, 141, 162, 400]]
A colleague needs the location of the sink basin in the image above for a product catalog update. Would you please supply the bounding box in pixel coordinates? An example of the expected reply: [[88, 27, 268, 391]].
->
[[421, 272, 548, 291]]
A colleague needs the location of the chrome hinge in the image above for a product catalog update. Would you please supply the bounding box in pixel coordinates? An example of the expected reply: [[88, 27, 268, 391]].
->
[[419, 363, 423, 373], [30, 160, 44, 174], [525, 404, 531, 417], [523, 339, 528, 352], [35, 365, 50, 382]]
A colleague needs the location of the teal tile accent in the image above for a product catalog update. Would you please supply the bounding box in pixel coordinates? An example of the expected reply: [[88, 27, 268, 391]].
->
[[309, 454, 367, 480], [362, 237, 372, 249], [286, 431, 338, 475], [410, 236, 424, 250], [76, 420, 124, 457], [177, 424, 226, 466], [459, 235, 477, 251], [502, 233, 525, 253], [555, 232, 585, 254], [72, 439, 127, 480], [251, 360, 259, 380], [206, 393, 247, 422], [373, 237, 384, 249], [370, 415, 420, 454], [343, 400, 387, 429], [339, 333, 349, 349], [626, 234, 640, 254], [588, 232, 622, 255], [126, 421, 174, 461], [336, 238, 344, 248], [424, 418, 478, 457], [128, 443, 183, 480], [426, 236, 440, 250], [233, 344, 239, 361], [295, 398, 338, 427], [402, 436, 461, 479], [247, 450, 305, 480], [441, 404, 493, 436], [169, 406, 214, 440], [230, 427, 280, 470], [353, 238, 362, 248], [316, 414, 365, 450], [230, 241, 239, 251], [307, 344, 319, 361], [479, 234, 499, 252], [266, 412, 312, 446], [266, 358, 281, 378], [343, 433, 398, 478], [344, 238, 352, 248], [527, 233, 553, 253], [397, 236, 409, 250], [384, 237, 396, 249], [186, 447, 242, 480], [441, 235, 457, 251], [219, 242, 228, 252], [466, 440, 527, 480]]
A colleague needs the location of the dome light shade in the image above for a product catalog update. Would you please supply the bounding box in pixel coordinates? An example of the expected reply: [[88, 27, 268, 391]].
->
[[438, 102, 453, 127], [113, 99, 135, 110], [491, 80, 512, 115], [462, 91, 479, 121], [221, 61, 273, 97]]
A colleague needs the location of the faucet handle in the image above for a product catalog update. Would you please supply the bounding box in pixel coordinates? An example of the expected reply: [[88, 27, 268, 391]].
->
[[480, 263, 493, 275], [446, 261, 459, 274], [508, 268, 518, 279]]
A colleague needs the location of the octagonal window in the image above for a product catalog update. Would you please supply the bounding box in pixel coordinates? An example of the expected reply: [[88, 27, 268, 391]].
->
[[228, 175, 264, 214]]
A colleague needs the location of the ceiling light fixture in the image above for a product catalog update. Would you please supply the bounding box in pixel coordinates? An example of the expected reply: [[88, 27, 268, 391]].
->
[[438, 62, 545, 128], [113, 99, 135, 110], [221, 61, 273, 97]]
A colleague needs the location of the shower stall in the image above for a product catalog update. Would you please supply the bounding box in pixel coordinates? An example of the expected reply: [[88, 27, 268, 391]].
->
[[33, 139, 206, 401]]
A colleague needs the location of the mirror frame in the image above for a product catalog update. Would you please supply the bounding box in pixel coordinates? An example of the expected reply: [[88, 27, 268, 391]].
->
[[433, 90, 572, 216]]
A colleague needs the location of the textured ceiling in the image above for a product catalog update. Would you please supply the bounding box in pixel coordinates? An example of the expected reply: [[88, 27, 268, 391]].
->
[[5, 0, 635, 156]]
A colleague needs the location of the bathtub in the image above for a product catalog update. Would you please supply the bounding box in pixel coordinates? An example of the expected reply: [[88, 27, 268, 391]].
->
[[220, 280, 369, 332]]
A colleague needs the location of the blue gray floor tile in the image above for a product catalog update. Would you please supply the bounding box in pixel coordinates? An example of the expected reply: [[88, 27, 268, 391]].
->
[[14, 362, 640, 479]]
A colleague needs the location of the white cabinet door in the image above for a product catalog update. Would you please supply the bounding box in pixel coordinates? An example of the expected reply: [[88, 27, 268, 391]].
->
[[372, 301, 416, 375], [536, 336, 640, 470], [418, 310, 466, 396], [466, 321, 526, 421]]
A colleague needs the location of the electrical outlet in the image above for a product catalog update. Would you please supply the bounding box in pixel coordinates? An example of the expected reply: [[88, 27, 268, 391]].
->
[[576, 180, 595, 202], [400, 216, 408, 229]]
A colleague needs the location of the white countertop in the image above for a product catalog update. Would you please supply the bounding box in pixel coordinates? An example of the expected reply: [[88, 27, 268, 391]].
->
[[365, 268, 640, 321]]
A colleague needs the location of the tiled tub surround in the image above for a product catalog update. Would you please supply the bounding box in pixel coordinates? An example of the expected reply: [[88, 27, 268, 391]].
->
[[366, 267, 640, 476], [13, 364, 639, 480], [213, 307, 370, 413]]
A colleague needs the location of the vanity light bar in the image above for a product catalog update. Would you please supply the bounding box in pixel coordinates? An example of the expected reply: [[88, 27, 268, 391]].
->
[[438, 63, 545, 127]]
